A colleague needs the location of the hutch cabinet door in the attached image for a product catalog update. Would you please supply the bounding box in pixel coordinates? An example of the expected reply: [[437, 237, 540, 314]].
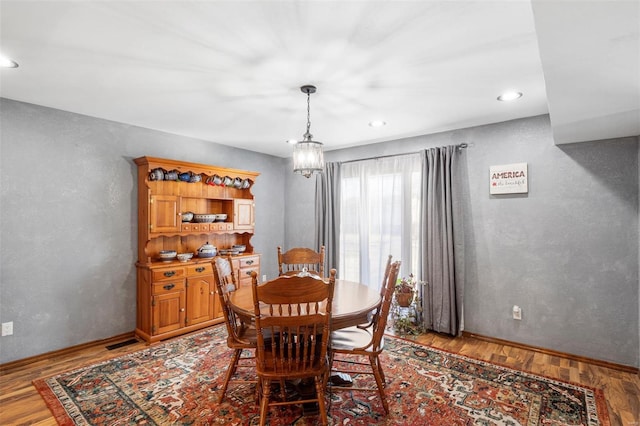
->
[[150, 194, 180, 233], [233, 199, 255, 230], [152, 290, 185, 335], [186, 275, 216, 325]]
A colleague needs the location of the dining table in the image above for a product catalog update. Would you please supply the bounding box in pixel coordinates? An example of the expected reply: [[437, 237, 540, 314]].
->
[[227, 278, 382, 331], [226, 277, 381, 414]]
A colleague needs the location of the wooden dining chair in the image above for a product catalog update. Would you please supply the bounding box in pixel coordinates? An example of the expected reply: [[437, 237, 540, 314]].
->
[[250, 269, 336, 426], [277, 246, 325, 277], [358, 254, 393, 330], [329, 260, 401, 414], [213, 255, 258, 403]]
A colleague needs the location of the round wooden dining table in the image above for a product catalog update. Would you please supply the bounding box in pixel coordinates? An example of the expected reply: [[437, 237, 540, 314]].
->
[[227, 279, 381, 330]]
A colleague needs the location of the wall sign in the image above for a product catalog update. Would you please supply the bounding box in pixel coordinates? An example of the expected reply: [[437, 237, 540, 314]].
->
[[489, 163, 528, 194]]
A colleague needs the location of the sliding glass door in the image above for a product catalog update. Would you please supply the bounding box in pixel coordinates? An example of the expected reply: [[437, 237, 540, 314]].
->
[[339, 153, 421, 289]]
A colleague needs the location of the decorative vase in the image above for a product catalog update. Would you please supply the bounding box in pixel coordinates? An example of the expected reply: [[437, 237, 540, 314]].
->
[[396, 291, 414, 307]]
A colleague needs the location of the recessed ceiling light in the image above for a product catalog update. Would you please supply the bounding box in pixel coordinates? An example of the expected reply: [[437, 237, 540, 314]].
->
[[497, 91, 522, 101], [0, 56, 19, 68], [369, 120, 387, 127]]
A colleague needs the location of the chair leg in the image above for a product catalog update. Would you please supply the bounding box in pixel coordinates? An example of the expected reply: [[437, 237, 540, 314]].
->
[[314, 375, 328, 426], [259, 378, 271, 426], [219, 349, 242, 403], [254, 377, 260, 404], [370, 354, 389, 413], [280, 378, 287, 401], [377, 358, 387, 388]]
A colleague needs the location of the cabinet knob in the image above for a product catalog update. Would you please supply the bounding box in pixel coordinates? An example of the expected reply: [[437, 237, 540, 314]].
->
[[196, 267, 205, 273], [163, 283, 175, 291], [180, 308, 185, 312], [246, 260, 254, 265], [164, 271, 176, 277], [210, 291, 215, 295]]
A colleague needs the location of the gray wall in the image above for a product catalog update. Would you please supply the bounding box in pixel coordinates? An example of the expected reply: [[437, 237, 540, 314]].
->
[[283, 157, 318, 249], [2, 100, 638, 369], [285, 115, 639, 368], [0, 98, 286, 363]]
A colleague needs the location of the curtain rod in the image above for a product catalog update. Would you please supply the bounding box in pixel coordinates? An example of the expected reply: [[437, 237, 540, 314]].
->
[[339, 143, 468, 164]]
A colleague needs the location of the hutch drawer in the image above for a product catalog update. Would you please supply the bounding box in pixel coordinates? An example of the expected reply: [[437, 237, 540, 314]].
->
[[235, 254, 261, 287], [152, 267, 186, 282], [152, 280, 186, 295], [187, 263, 213, 276], [238, 255, 260, 269]]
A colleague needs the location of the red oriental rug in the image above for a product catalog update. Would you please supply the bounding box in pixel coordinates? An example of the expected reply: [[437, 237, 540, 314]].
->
[[34, 325, 609, 425]]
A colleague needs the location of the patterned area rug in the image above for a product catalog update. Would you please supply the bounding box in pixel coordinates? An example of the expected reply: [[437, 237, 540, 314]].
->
[[34, 326, 609, 425]]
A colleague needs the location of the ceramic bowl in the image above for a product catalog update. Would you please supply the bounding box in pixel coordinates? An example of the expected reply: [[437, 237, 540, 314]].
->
[[193, 214, 216, 223], [232, 244, 246, 252], [181, 212, 194, 222], [220, 248, 240, 256], [176, 252, 194, 262], [158, 250, 177, 261], [189, 174, 202, 183], [215, 214, 227, 222]]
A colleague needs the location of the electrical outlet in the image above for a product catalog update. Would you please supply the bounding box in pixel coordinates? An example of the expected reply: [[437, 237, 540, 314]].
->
[[1, 321, 13, 336], [262, 274, 267, 282], [512, 305, 522, 320]]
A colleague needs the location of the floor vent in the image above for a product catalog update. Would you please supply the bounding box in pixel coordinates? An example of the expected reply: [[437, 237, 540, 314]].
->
[[106, 339, 139, 351]]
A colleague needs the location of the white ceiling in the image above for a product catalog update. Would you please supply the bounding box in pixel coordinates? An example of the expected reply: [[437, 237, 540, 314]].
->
[[1, 1, 638, 158]]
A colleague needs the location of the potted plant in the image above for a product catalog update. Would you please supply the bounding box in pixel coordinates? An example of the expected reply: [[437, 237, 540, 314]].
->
[[388, 274, 427, 336], [395, 274, 417, 307]]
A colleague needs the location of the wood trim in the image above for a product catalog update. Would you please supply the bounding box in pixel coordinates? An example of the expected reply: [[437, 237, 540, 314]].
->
[[4, 329, 636, 376], [462, 331, 638, 375], [0, 331, 136, 373]]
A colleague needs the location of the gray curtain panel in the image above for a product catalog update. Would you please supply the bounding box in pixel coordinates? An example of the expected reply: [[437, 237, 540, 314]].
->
[[315, 162, 341, 273], [420, 145, 465, 335]]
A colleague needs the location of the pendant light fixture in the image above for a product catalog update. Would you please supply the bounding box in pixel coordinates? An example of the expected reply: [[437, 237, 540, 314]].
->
[[292, 85, 325, 178]]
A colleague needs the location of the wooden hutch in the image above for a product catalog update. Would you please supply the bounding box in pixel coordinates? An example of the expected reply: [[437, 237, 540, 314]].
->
[[134, 156, 260, 343]]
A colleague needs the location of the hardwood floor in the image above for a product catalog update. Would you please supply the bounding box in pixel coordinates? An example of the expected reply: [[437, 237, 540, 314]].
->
[[1, 329, 638, 425]]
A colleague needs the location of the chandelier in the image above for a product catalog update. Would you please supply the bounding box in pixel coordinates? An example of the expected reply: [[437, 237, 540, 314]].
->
[[292, 85, 325, 178]]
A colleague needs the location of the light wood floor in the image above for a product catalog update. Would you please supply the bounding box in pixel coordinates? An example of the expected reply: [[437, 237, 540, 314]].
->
[[1, 329, 638, 426]]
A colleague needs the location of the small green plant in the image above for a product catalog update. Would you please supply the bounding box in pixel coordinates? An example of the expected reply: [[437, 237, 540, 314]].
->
[[394, 316, 422, 335]]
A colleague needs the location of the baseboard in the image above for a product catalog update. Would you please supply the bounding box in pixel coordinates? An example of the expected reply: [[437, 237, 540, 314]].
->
[[3, 329, 637, 376], [462, 331, 638, 375], [0, 331, 136, 372]]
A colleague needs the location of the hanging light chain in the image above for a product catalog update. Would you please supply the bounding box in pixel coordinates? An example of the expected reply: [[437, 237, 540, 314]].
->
[[305, 90, 312, 140]]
